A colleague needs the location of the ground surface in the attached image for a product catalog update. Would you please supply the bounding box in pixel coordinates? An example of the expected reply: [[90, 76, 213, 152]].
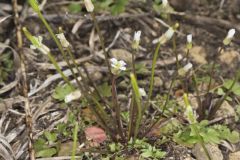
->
[[0, 0, 240, 160]]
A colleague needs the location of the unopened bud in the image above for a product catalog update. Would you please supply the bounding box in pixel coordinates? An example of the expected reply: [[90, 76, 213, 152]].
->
[[132, 30, 141, 49], [223, 29, 236, 45], [84, 0, 94, 12]]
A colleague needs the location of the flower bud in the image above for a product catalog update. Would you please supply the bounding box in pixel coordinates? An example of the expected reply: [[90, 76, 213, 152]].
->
[[156, 27, 174, 45], [223, 28, 236, 45], [178, 63, 193, 76], [132, 30, 141, 50], [162, 0, 168, 7], [23, 27, 50, 55], [84, 0, 94, 12], [186, 34, 192, 49], [56, 33, 70, 48]]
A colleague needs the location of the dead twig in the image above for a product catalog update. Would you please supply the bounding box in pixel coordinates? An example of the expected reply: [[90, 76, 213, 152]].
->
[[12, 0, 35, 159]]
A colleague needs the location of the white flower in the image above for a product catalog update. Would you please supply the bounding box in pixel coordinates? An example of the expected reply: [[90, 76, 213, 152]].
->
[[64, 90, 81, 103], [30, 36, 50, 55], [187, 34, 192, 43], [84, 0, 94, 12], [134, 31, 141, 42], [226, 29, 236, 39], [178, 63, 193, 76], [110, 58, 126, 75], [139, 88, 147, 97], [56, 33, 70, 48], [162, 0, 168, 7], [132, 30, 141, 49], [223, 28, 236, 45], [186, 34, 193, 49], [156, 27, 175, 45], [165, 28, 174, 39], [183, 63, 193, 72]]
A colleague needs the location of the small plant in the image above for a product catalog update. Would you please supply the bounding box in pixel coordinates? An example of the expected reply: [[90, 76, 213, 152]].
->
[[34, 131, 58, 158], [128, 139, 166, 159], [24, 0, 239, 159], [174, 120, 240, 147]]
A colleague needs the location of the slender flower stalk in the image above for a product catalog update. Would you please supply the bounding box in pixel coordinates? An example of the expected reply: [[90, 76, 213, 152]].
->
[[208, 70, 240, 120], [71, 122, 79, 160], [26, 1, 117, 141], [183, 94, 212, 160], [23, 27, 72, 88], [111, 75, 124, 140], [143, 26, 176, 113], [130, 73, 142, 141], [207, 29, 236, 93], [128, 31, 141, 141]]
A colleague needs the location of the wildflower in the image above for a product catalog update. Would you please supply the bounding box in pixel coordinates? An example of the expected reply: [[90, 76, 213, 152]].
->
[[183, 94, 196, 124], [56, 33, 70, 48], [162, 0, 168, 7], [187, 34, 192, 43], [84, 0, 94, 12], [110, 58, 127, 75], [178, 63, 193, 76], [139, 88, 147, 97], [156, 27, 175, 45], [132, 30, 141, 50], [65, 90, 81, 103], [30, 36, 50, 55], [186, 34, 192, 49], [223, 29, 236, 45]]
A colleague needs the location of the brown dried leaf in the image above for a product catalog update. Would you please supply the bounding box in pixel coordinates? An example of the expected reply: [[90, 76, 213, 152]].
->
[[84, 126, 107, 144]]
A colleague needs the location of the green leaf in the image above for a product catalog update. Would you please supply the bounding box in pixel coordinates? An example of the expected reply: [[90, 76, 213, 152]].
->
[[203, 129, 220, 144], [110, 0, 128, 15], [68, 3, 82, 13], [228, 131, 240, 143], [141, 150, 153, 158], [44, 131, 57, 143], [223, 79, 240, 96], [97, 82, 112, 98], [155, 150, 166, 158], [34, 138, 47, 151], [52, 84, 74, 101], [36, 148, 57, 158]]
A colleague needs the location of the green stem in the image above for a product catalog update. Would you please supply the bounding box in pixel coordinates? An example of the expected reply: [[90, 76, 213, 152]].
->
[[111, 76, 124, 141], [130, 73, 142, 141], [47, 52, 73, 88], [208, 70, 240, 119], [143, 42, 161, 113], [127, 98, 135, 140], [71, 122, 78, 160], [143, 72, 176, 136], [38, 12, 80, 89], [91, 13, 112, 75], [207, 46, 224, 93]]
